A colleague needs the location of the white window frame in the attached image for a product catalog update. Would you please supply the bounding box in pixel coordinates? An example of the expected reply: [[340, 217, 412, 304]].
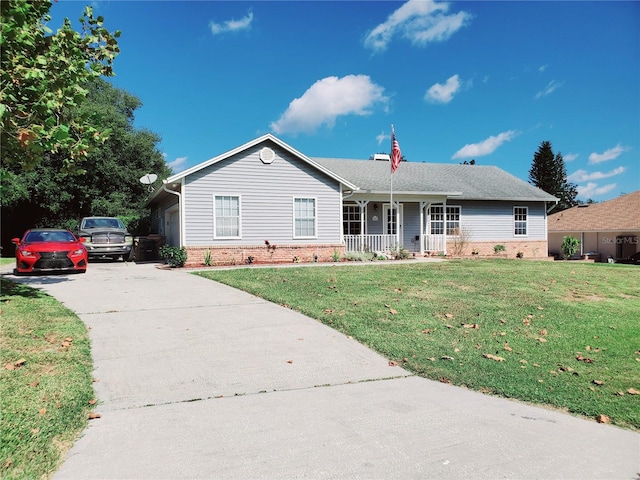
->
[[293, 197, 317, 239], [213, 195, 242, 239], [514, 206, 528, 236], [430, 205, 461, 236]]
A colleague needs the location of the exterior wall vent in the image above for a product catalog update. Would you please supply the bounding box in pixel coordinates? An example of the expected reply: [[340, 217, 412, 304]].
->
[[259, 147, 275, 164], [371, 153, 390, 161]]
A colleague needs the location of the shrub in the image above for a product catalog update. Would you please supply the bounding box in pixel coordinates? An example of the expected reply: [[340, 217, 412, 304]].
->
[[344, 251, 375, 262], [561, 236, 580, 260], [203, 249, 212, 266], [159, 245, 187, 267], [494, 244, 506, 254], [332, 250, 341, 262]]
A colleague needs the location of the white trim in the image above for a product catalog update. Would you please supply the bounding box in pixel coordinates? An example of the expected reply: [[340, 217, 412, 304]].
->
[[213, 194, 242, 240], [293, 196, 318, 239]]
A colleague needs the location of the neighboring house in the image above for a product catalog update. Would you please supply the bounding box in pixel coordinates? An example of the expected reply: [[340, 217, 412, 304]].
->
[[146, 134, 557, 265], [548, 190, 640, 262]]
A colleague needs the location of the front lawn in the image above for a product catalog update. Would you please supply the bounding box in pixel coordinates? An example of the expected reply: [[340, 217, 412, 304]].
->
[[196, 260, 640, 430], [0, 279, 95, 479]]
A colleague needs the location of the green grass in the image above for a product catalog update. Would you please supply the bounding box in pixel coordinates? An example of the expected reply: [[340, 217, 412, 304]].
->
[[1, 279, 95, 479], [196, 260, 640, 429], [0, 257, 15, 266]]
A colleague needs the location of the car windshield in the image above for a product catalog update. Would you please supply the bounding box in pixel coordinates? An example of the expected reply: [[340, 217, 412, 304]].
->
[[26, 231, 75, 243], [82, 218, 124, 229]]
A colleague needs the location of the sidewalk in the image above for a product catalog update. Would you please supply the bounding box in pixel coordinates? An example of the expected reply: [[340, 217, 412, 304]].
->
[[4, 261, 638, 479]]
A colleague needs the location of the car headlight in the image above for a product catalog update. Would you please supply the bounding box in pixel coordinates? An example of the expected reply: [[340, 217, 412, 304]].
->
[[125, 235, 133, 245], [72, 248, 86, 255], [19, 249, 35, 257]]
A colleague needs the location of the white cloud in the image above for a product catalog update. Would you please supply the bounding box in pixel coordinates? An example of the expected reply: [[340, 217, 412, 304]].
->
[[588, 143, 628, 164], [577, 182, 617, 198], [168, 156, 188, 172], [563, 153, 579, 162], [210, 10, 253, 35], [451, 130, 518, 159], [270, 75, 388, 135], [364, 0, 471, 52], [376, 131, 389, 145], [568, 166, 626, 182], [425, 74, 461, 104], [534, 80, 563, 99], [538, 64, 548, 73]]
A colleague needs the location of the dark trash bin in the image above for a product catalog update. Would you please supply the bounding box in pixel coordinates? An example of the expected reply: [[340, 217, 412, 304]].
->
[[135, 236, 160, 262]]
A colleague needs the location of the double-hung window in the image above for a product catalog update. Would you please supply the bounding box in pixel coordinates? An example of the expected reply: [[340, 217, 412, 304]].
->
[[514, 207, 528, 236], [343, 204, 361, 235], [430, 205, 461, 235], [214, 195, 240, 238], [294, 198, 316, 238]]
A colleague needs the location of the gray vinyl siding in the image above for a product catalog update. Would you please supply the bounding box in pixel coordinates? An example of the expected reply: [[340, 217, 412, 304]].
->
[[457, 201, 547, 241], [151, 197, 178, 237], [182, 144, 342, 246]]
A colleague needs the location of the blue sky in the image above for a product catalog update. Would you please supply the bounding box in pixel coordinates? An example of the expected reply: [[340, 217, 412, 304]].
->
[[50, 0, 639, 201]]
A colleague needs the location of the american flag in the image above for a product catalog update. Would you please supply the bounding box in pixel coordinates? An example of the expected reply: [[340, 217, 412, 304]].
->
[[391, 127, 402, 173]]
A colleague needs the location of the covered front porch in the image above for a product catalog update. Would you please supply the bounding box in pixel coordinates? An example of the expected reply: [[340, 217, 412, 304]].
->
[[341, 194, 461, 255]]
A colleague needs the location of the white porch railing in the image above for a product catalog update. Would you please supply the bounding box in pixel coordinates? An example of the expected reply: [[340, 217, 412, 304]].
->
[[344, 234, 447, 253], [344, 234, 398, 253], [423, 234, 445, 253]]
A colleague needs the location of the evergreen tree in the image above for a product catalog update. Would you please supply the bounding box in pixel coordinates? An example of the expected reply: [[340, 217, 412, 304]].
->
[[528, 141, 577, 212]]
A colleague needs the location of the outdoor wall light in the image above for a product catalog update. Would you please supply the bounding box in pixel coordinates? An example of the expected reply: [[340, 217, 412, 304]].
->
[[373, 203, 378, 211]]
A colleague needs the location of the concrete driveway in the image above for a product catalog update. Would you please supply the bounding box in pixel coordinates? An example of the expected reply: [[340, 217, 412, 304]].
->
[[4, 261, 638, 479]]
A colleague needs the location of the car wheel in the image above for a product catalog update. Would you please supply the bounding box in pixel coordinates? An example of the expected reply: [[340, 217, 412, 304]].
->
[[111, 255, 122, 261]]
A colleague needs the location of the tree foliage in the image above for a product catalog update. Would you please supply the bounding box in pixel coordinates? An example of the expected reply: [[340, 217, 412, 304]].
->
[[1, 79, 172, 250], [1, 0, 120, 173], [528, 141, 577, 213]]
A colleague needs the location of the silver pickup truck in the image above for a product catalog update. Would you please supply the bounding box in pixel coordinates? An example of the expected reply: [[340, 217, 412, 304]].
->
[[77, 217, 134, 260]]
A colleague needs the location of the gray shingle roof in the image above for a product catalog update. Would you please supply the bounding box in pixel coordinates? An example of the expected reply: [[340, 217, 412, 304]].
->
[[313, 158, 558, 202]]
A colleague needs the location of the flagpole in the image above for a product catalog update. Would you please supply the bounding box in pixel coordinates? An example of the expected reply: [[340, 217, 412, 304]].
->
[[390, 125, 394, 254]]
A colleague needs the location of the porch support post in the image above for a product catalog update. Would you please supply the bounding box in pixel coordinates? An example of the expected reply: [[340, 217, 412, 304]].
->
[[442, 198, 447, 256], [355, 200, 369, 252], [419, 201, 428, 255]]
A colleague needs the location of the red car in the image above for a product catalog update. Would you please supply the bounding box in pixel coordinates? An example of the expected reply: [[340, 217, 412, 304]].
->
[[12, 229, 88, 275]]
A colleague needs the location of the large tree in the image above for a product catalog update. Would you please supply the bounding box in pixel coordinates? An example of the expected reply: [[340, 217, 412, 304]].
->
[[528, 141, 577, 212], [1, 0, 120, 173], [1, 79, 172, 250]]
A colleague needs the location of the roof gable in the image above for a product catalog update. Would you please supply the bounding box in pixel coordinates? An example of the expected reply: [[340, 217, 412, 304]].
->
[[548, 190, 640, 232], [166, 134, 358, 190]]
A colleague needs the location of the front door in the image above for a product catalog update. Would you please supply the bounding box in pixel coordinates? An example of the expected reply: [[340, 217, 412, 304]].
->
[[383, 204, 404, 247]]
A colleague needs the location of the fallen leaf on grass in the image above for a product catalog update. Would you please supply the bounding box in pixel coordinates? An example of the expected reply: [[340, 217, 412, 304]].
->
[[440, 355, 454, 361], [482, 354, 505, 362], [627, 388, 640, 395], [388, 308, 398, 315], [88, 399, 97, 405], [536, 337, 548, 343], [445, 324, 454, 329], [30, 381, 39, 388], [422, 328, 433, 334], [388, 360, 398, 366], [444, 313, 454, 319], [592, 380, 604, 386], [5, 358, 26, 370], [324, 309, 334, 314], [596, 414, 610, 424], [39, 408, 46, 416], [462, 323, 479, 329], [576, 355, 594, 363], [523, 319, 531, 326], [439, 377, 452, 384], [88, 412, 101, 420], [503, 343, 512, 352], [539, 329, 547, 336]]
